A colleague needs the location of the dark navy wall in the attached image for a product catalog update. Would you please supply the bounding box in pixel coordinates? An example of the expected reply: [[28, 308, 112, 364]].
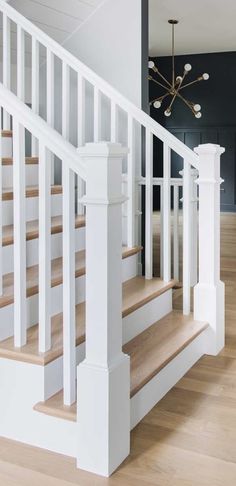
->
[[149, 51, 236, 211]]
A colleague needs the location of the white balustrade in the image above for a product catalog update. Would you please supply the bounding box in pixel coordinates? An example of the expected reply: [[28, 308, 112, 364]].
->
[[163, 144, 171, 282], [145, 129, 153, 279], [127, 115, 136, 248], [0, 121, 2, 296]]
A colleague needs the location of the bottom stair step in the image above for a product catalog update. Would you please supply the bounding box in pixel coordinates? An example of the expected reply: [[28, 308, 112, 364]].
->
[[34, 311, 208, 421]]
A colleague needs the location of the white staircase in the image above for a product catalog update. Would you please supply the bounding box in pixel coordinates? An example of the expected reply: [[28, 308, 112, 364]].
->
[[0, 0, 225, 478]]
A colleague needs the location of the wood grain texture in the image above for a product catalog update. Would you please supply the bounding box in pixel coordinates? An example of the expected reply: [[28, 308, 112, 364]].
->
[[2, 214, 86, 247], [0, 212, 234, 485], [2, 185, 62, 201], [1, 130, 12, 137], [0, 246, 142, 310], [34, 311, 208, 421], [2, 157, 39, 165], [0, 275, 169, 365]]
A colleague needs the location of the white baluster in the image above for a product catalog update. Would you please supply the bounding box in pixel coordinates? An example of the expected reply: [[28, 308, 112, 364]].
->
[[13, 120, 27, 346], [163, 144, 171, 282], [94, 86, 101, 142], [190, 169, 198, 287], [0, 122, 2, 296], [3, 13, 11, 129], [194, 143, 225, 355], [160, 182, 163, 278], [127, 115, 135, 248], [17, 26, 25, 102], [182, 159, 191, 315], [77, 142, 130, 477], [77, 74, 85, 215], [62, 62, 70, 140], [173, 184, 179, 281], [63, 164, 76, 405], [32, 37, 39, 156], [38, 142, 51, 353], [111, 100, 118, 143], [46, 49, 54, 127], [145, 129, 153, 279]]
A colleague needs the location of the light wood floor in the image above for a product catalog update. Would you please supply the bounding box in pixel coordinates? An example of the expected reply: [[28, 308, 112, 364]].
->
[[0, 212, 235, 485]]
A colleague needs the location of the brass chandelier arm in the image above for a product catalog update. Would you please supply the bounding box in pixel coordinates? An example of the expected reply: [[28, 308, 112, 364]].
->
[[156, 70, 173, 89], [167, 69, 187, 111], [179, 77, 203, 90], [149, 92, 170, 106], [148, 75, 172, 92], [175, 91, 196, 115]]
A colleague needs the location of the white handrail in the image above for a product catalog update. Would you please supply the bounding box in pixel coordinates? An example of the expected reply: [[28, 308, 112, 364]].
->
[[0, 0, 199, 168], [0, 83, 86, 180]]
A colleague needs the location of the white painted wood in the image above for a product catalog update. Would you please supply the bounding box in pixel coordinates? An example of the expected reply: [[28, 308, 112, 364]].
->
[[160, 182, 163, 278], [163, 144, 171, 282], [173, 184, 179, 281], [182, 161, 191, 315], [0, 0, 200, 167], [111, 100, 118, 143], [93, 86, 101, 142], [13, 120, 27, 347], [38, 143, 51, 353], [127, 115, 136, 248], [77, 142, 130, 477], [190, 169, 198, 287], [46, 49, 54, 127], [62, 164, 76, 406], [0, 126, 2, 295], [130, 329, 207, 430], [0, 85, 86, 180], [17, 25, 25, 102], [62, 62, 70, 140], [3, 12, 11, 129], [145, 129, 153, 279], [31, 37, 39, 156], [194, 143, 225, 355], [77, 74, 85, 216]]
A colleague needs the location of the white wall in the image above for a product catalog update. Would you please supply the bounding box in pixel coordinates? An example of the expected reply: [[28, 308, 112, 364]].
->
[[64, 0, 143, 108]]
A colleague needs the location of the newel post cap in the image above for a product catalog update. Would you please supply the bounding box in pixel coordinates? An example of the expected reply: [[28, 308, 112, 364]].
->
[[77, 141, 128, 159], [194, 143, 225, 156]]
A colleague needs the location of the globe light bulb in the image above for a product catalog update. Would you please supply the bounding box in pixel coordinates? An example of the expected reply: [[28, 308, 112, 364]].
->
[[148, 61, 155, 69], [194, 104, 201, 112], [164, 109, 171, 117], [195, 112, 202, 119], [176, 76, 183, 83], [202, 73, 209, 80], [154, 100, 161, 109], [184, 63, 192, 72]]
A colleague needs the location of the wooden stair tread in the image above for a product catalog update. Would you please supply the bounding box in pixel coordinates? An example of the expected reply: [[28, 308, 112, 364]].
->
[[2, 156, 39, 166], [33, 311, 208, 421], [2, 214, 86, 247], [0, 276, 173, 365], [2, 130, 12, 138], [3, 185, 62, 201], [0, 246, 142, 309]]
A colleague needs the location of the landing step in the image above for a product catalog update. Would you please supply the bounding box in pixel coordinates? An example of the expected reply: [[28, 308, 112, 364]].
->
[[0, 246, 142, 309], [34, 311, 208, 421], [3, 185, 62, 201], [0, 277, 175, 364], [2, 214, 85, 247], [2, 156, 39, 165]]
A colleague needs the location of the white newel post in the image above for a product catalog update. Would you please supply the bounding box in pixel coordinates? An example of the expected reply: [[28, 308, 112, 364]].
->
[[194, 144, 225, 355], [77, 142, 130, 477]]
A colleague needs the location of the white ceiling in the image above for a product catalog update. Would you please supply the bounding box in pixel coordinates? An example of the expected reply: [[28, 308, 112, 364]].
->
[[9, 0, 103, 45], [149, 0, 236, 57]]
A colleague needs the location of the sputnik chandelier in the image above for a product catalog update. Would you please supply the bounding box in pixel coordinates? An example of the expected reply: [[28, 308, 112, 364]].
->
[[148, 19, 209, 118]]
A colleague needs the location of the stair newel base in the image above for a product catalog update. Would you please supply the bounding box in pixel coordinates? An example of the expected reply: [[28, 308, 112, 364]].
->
[[77, 142, 130, 477], [194, 143, 225, 355]]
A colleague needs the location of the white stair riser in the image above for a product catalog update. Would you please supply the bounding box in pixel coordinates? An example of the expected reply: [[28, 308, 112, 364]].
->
[[41, 288, 172, 401], [2, 138, 12, 158], [0, 328, 207, 460], [3, 165, 38, 188], [2, 226, 85, 274], [0, 255, 138, 341], [3, 194, 62, 225]]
